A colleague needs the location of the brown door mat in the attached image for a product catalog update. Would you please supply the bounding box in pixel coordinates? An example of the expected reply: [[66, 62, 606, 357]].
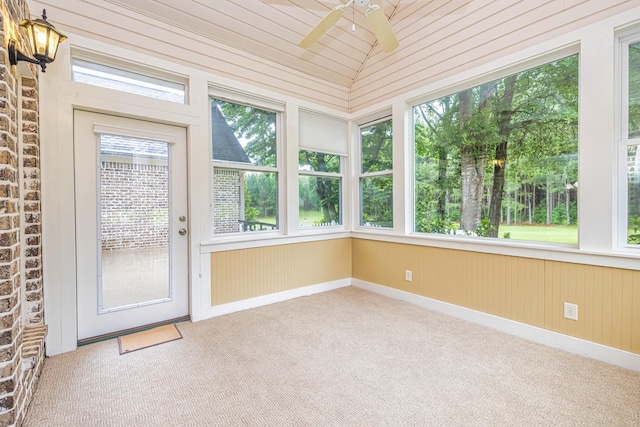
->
[[118, 323, 183, 355]]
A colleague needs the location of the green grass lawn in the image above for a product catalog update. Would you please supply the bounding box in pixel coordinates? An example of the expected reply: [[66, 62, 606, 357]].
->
[[256, 210, 579, 244], [256, 210, 325, 226], [497, 224, 578, 244], [298, 210, 324, 225]]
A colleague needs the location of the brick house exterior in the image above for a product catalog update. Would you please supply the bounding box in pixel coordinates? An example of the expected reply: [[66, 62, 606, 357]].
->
[[211, 104, 251, 234], [213, 169, 244, 234], [0, 0, 47, 425], [100, 135, 169, 251]]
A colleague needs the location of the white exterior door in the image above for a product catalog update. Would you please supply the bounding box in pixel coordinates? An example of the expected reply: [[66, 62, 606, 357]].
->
[[74, 110, 189, 340]]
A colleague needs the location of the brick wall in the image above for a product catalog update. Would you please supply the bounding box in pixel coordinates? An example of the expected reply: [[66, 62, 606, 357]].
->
[[213, 169, 242, 234], [0, 1, 47, 425], [100, 161, 169, 250], [21, 78, 42, 327]]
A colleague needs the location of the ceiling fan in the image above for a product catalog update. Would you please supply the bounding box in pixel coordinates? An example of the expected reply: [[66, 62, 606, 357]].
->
[[299, 0, 399, 53]]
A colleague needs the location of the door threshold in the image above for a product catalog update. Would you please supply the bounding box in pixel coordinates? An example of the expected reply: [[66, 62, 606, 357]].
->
[[77, 315, 190, 346]]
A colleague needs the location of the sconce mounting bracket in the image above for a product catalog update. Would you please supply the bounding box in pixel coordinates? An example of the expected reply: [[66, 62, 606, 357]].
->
[[8, 39, 42, 70]]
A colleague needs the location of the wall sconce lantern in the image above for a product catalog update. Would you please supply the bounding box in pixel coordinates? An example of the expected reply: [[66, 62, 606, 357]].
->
[[8, 9, 67, 72]]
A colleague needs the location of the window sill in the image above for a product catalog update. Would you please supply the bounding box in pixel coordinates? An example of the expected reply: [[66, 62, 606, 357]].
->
[[200, 229, 351, 253], [199, 227, 638, 270]]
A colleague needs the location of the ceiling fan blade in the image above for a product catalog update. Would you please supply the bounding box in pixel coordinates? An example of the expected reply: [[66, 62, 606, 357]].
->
[[366, 6, 399, 53], [299, 7, 346, 49]]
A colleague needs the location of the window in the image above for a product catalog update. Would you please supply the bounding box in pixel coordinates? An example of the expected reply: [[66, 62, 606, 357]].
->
[[413, 54, 579, 244], [299, 150, 342, 228], [72, 58, 186, 103], [623, 39, 640, 246], [359, 118, 393, 228], [211, 98, 280, 234]]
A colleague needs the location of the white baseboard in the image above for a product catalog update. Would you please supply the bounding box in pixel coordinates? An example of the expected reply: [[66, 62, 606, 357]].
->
[[203, 278, 351, 319], [352, 279, 640, 373]]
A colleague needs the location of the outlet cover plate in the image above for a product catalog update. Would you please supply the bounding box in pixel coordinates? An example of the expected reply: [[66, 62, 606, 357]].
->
[[405, 270, 412, 282], [564, 302, 578, 320]]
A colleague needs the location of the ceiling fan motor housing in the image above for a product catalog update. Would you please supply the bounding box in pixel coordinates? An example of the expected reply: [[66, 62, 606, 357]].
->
[[299, 0, 398, 53]]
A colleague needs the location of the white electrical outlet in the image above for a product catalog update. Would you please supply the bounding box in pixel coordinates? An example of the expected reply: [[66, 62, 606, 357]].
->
[[405, 270, 412, 282], [564, 302, 578, 321]]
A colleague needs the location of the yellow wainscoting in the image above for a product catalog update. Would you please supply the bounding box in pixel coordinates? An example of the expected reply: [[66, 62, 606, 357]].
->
[[352, 239, 640, 355], [211, 239, 352, 305]]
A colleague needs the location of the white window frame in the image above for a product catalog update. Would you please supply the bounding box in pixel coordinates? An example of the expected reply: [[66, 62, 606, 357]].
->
[[617, 31, 640, 251], [71, 49, 188, 104], [357, 116, 394, 229], [408, 52, 580, 246], [298, 150, 343, 229], [209, 91, 284, 237]]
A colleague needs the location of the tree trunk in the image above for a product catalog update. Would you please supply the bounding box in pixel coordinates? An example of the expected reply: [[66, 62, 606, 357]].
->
[[531, 185, 535, 224], [487, 75, 517, 237], [436, 147, 448, 219], [416, 103, 451, 222], [459, 88, 491, 232], [528, 188, 533, 224], [546, 177, 552, 225], [565, 185, 570, 225], [315, 154, 337, 223]]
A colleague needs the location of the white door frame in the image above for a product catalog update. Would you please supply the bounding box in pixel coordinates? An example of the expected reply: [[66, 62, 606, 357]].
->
[[39, 39, 215, 356], [74, 111, 189, 340]]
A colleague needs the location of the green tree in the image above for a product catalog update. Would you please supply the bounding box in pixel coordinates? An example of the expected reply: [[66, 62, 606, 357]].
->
[[214, 99, 278, 224], [243, 183, 259, 221], [299, 151, 340, 223], [361, 120, 393, 225], [214, 100, 277, 167], [414, 55, 578, 240], [458, 83, 498, 232], [245, 172, 277, 219]]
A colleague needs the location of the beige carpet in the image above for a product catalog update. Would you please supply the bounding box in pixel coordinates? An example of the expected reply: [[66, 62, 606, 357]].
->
[[24, 287, 640, 426]]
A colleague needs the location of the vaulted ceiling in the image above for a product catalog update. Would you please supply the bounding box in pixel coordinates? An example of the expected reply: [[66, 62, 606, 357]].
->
[[29, 0, 640, 112], [87, 0, 469, 88]]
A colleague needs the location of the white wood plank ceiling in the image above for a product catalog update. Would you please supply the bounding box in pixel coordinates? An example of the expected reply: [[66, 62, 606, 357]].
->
[[28, 0, 640, 111], [98, 0, 469, 88]]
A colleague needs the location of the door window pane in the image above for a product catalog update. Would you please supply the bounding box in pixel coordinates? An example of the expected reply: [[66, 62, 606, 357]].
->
[[99, 134, 170, 310]]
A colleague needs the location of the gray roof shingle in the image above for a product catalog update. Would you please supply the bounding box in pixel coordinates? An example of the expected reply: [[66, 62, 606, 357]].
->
[[212, 104, 251, 164]]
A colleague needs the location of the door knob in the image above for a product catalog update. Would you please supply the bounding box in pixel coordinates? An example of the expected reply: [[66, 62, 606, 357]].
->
[[178, 228, 187, 236]]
